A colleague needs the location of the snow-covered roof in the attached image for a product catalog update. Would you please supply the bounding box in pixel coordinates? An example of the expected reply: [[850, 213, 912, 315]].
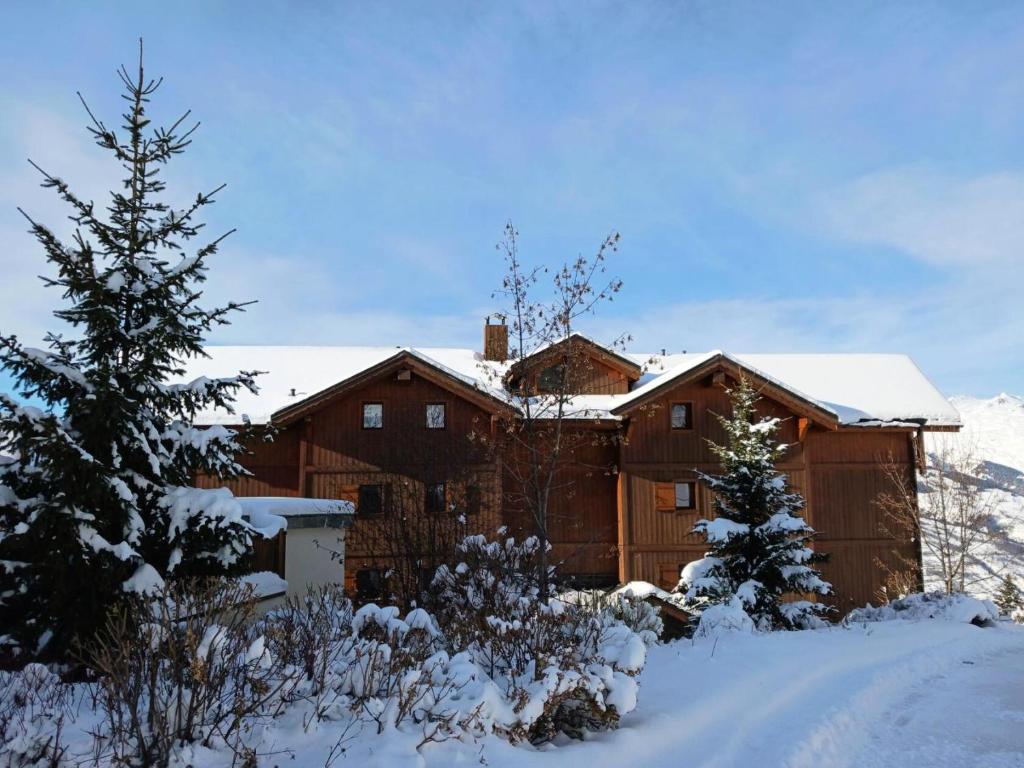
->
[[237, 496, 354, 531], [181, 345, 959, 429], [618, 351, 961, 427], [180, 346, 508, 425], [236, 496, 354, 518]]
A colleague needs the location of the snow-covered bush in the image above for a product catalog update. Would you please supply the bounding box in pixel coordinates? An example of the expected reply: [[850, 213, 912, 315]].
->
[[0, 664, 70, 768], [601, 589, 664, 646], [693, 596, 756, 639], [845, 591, 999, 627], [17, 535, 649, 765], [83, 578, 297, 768], [430, 532, 647, 743]]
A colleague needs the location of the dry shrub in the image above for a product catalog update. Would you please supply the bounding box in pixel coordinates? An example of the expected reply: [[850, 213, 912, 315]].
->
[[80, 578, 297, 768], [0, 664, 71, 768], [429, 532, 646, 744]]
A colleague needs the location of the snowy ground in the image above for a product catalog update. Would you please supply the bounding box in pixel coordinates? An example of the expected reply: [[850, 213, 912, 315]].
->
[[318, 618, 1022, 767]]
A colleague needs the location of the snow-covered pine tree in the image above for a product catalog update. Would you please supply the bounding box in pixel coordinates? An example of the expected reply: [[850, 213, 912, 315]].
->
[[675, 377, 831, 631], [994, 574, 1023, 620], [0, 44, 259, 660]]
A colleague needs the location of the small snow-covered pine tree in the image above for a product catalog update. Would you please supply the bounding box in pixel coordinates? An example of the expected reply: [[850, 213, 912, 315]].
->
[[675, 378, 831, 630], [994, 574, 1023, 621], [0, 45, 259, 660]]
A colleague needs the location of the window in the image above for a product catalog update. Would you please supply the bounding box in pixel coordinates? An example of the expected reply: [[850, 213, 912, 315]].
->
[[426, 402, 446, 429], [537, 364, 564, 392], [674, 481, 696, 511], [358, 484, 384, 516], [355, 568, 385, 601], [464, 484, 482, 516], [670, 402, 692, 430], [362, 402, 383, 429], [425, 482, 446, 515]]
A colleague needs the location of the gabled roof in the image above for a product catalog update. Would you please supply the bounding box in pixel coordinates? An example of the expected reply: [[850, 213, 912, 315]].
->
[[271, 348, 509, 426], [511, 333, 642, 381], [180, 345, 960, 430], [179, 346, 509, 425], [625, 352, 962, 429], [610, 351, 841, 428]]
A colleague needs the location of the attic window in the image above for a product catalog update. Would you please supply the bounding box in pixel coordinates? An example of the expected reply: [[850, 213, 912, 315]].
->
[[426, 402, 446, 429], [362, 402, 383, 429], [537, 364, 564, 392], [670, 402, 692, 430]]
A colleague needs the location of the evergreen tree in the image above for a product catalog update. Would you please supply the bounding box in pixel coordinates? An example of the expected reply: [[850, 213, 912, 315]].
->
[[0, 44, 259, 660], [994, 574, 1023, 620], [675, 378, 831, 630]]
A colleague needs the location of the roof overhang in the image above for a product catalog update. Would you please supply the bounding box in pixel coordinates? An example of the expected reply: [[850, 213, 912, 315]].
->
[[509, 333, 642, 383], [610, 353, 841, 430], [271, 349, 509, 426]]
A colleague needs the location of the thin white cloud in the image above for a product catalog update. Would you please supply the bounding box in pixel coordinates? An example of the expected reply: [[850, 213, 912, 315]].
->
[[820, 166, 1024, 267]]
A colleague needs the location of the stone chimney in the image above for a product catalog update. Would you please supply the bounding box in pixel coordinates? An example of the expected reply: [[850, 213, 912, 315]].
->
[[483, 315, 508, 362]]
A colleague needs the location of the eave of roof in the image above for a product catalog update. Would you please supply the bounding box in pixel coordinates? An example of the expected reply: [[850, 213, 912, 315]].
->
[[271, 348, 510, 426], [610, 351, 841, 429], [512, 333, 642, 380]]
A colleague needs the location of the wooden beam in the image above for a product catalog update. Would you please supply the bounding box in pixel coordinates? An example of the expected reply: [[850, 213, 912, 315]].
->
[[798, 417, 810, 442], [297, 417, 311, 497], [616, 470, 630, 583]]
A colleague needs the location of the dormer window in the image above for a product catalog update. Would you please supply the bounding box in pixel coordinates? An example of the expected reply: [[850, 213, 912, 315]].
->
[[537, 364, 564, 392], [362, 402, 383, 429], [670, 402, 693, 430]]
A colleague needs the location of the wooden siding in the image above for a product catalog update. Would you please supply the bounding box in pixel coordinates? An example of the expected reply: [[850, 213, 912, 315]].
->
[[616, 374, 921, 608], [196, 426, 301, 497], [204, 356, 925, 611], [501, 429, 620, 583]]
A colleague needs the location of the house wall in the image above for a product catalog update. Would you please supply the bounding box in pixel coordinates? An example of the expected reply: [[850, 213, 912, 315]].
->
[[516, 348, 636, 395], [207, 362, 922, 611], [205, 369, 502, 594], [616, 376, 919, 609], [500, 425, 621, 584]]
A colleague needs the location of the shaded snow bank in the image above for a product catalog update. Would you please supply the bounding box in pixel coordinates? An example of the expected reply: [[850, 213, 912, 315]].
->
[[846, 591, 999, 626]]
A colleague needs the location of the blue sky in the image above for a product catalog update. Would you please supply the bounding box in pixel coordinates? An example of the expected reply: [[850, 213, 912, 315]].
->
[[1, 2, 1022, 397]]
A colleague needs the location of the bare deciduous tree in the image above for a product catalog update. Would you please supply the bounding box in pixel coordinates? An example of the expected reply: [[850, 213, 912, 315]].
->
[[875, 440, 998, 596], [483, 222, 626, 602], [357, 472, 490, 609]]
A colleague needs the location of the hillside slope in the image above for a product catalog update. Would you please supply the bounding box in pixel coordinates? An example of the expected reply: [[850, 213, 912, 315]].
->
[[924, 393, 1024, 598]]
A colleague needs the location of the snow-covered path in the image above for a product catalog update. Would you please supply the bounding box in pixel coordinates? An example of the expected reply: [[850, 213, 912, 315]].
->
[[851, 643, 1024, 768], [422, 620, 1024, 768]]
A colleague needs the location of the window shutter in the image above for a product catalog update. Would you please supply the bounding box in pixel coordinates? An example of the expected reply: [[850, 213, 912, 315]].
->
[[338, 484, 360, 504], [654, 482, 676, 511]]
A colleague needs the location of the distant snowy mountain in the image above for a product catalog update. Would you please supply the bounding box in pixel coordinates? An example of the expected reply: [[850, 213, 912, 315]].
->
[[924, 393, 1024, 599]]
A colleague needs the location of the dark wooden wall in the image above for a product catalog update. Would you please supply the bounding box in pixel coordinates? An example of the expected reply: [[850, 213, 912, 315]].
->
[[500, 427, 621, 584]]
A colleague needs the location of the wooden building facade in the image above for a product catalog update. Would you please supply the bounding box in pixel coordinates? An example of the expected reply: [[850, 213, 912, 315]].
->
[[196, 327, 958, 612]]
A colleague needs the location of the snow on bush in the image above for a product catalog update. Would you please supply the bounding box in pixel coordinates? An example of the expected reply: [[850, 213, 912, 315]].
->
[[0, 664, 71, 768], [602, 588, 665, 646], [694, 596, 755, 638], [0, 537, 650, 766], [430, 532, 647, 743], [845, 591, 1000, 627]]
